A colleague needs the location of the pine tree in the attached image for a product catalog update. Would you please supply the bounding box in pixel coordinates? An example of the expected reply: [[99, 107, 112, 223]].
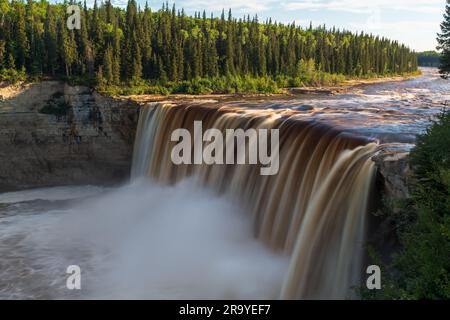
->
[[112, 23, 121, 84], [97, 65, 105, 86], [59, 16, 77, 77], [1, 0, 418, 87], [44, 5, 57, 75], [130, 31, 142, 83], [14, 2, 29, 70], [103, 45, 114, 84], [437, 0, 450, 79], [0, 40, 5, 69], [76, 2, 94, 77]]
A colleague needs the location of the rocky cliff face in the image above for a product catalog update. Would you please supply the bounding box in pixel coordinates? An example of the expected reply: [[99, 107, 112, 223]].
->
[[0, 81, 139, 191], [0, 82, 413, 200], [372, 144, 413, 200]]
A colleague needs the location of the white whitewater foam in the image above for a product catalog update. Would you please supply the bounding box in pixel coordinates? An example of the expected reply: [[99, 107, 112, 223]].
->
[[0, 179, 288, 299]]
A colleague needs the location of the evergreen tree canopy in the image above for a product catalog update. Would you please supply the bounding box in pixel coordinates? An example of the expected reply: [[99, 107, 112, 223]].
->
[[437, 0, 450, 79], [0, 0, 418, 88]]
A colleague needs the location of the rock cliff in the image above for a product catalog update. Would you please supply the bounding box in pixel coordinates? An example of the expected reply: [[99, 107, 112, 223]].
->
[[0, 81, 412, 200], [0, 81, 139, 191], [372, 144, 413, 200]]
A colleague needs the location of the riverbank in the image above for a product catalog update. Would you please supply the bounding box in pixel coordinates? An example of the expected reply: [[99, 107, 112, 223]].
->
[[1, 71, 421, 104], [290, 72, 422, 95], [0, 81, 32, 100], [109, 72, 422, 104]]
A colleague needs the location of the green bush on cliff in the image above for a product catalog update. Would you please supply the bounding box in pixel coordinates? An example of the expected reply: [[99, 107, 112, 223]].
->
[[364, 110, 450, 299], [39, 92, 70, 116], [0, 68, 26, 84], [399, 109, 450, 299], [98, 75, 284, 96]]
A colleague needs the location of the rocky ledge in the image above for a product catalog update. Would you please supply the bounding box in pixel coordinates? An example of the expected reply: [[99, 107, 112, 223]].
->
[[0, 81, 412, 201], [372, 144, 413, 200], [0, 81, 140, 191]]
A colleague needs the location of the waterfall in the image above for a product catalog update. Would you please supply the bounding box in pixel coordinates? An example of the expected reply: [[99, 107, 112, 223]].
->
[[131, 102, 379, 299]]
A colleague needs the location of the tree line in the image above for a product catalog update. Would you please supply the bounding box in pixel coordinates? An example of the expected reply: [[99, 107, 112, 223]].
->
[[417, 51, 441, 67], [0, 0, 418, 92], [437, 0, 450, 79]]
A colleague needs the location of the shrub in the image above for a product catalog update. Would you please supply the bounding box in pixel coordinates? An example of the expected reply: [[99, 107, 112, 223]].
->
[[0, 68, 26, 84], [39, 100, 70, 116], [363, 110, 450, 299]]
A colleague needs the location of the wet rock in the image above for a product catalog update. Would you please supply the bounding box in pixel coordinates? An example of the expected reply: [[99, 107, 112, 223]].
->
[[289, 88, 333, 95], [372, 144, 413, 199], [294, 104, 314, 111]]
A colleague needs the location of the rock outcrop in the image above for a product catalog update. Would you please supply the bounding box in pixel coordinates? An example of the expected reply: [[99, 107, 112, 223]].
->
[[0, 81, 139, 191], [372, 144, 413, 200], [0, 81, 414, 199]]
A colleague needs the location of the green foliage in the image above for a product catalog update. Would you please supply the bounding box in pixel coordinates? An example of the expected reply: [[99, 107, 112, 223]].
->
[[417, 51, 441, 67], [365, 110, 450, 300], [437, 1, 450, 78], [98, 75, 283, 95], [0, 0, 418, 92], [39, 92, 70, 116], [99, 83, 170, 96], [0, 67, 26, 83]]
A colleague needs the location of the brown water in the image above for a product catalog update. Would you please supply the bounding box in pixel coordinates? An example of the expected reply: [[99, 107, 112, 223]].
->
[[0, 67, 447, 299], [225, 67, 449, 144], [131, 103, 379, 299]]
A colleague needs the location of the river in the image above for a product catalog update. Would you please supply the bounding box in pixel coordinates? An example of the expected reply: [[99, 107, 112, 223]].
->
[[0, 67, 448, 299]]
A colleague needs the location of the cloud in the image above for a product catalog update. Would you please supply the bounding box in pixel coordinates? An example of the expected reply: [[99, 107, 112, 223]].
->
[[181, 0, 278, 13], [349, 20, 439, 32], [346, 19, 440, 51], [282, 0, 445, 14], [111, 0, 128, 8]]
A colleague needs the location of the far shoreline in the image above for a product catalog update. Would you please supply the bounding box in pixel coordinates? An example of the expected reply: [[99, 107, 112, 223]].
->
[[114, 71, 423, 104], [1, 70, 423, 104]]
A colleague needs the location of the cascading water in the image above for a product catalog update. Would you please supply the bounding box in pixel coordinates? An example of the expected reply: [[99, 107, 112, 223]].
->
[[131, 102, 379, 299], [1, 69, 446, 299]]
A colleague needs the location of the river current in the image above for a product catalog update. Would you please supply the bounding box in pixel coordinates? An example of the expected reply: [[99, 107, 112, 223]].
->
[[0, 67, 448, 299]]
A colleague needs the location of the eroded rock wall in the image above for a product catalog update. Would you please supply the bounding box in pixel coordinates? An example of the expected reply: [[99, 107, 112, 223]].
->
[[0, 82, 413, 198], [372, 144, 413, 201], [0, 82, 139, 191]]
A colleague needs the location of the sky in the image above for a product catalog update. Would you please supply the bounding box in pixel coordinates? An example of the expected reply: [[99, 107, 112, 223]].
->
[[107, 0, 447, 52]]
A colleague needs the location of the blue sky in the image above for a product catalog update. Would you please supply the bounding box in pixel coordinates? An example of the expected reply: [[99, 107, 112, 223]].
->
[[107, 0, 447, 51]]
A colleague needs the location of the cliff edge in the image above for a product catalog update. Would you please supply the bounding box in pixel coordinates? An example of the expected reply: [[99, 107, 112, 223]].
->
[[0, 81, 139, 191]]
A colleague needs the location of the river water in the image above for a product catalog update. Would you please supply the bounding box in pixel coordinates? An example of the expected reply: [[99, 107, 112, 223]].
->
[[0, 67, 448, 299], [230, 67, 450, 143]]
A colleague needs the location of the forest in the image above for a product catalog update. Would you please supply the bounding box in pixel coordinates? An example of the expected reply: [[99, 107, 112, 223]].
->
[[417, 51, 441, 67], [0, 0, 419, 94]]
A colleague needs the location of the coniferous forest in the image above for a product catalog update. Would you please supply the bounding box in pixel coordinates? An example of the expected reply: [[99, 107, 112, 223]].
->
[[437, 0, 450, 79], [417, 51, 441, 67], [0, 0, 419, 94]]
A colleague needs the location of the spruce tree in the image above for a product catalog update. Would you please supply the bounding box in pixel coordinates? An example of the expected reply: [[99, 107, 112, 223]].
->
[[130, 31, 142, 84], [0, 0, 419, 86], [437, 0, 450, 79], [103, 45, 114, 84], [112, 24, 121, 84], [59, 17, 77, 77], [0, 40, 5, 69], [14, 2, 29, 70], [44, 5, 57, 75]]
